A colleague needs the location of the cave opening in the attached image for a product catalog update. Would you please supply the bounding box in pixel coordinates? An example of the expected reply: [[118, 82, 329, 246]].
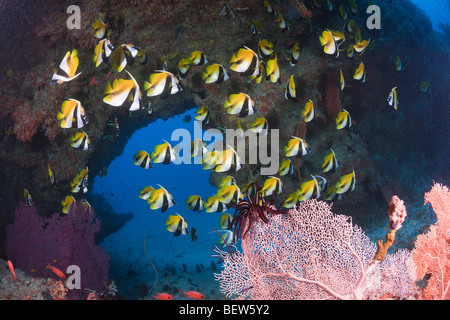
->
[[89, 107, 225, 299]]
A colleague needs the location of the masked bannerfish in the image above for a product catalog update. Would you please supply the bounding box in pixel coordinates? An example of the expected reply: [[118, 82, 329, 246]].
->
[[61, 195, 76, 214], [277, 11, 289, 32], [133, 150, 152, 169], [353, 61, 366, 82], [224, 93, 256, 117], [219, 213, 233, 230], [335, 170, 356, 195], [319, 30, 338, 57], [70, 167, 88, 194], [302, 99, 315, 122], [148, 185, 175, 212], [51, 49, 81, 85], [284, 136, 309, 157], [57, 99, 88, 129], [186, 195, 206, 211], [229, 46, 260, 77], [202, 64, 230, 84], [353, 39, 370, 55], [283, 191, 301, 208], [177, 58, 191, 80], [250, 116, 269, 134], [297, 175, 321, 201], [218, 176, 236, 188], [109, 44, 140, 72], [214, 146, 242, 173], [151, 140, 176, 165], [70, 131, 90, 151], [285, 75, 296, 100], [278, 159, 294, 176], [387, 87, 398, 110], [339, 5, 351, 20], [321, 148, 339, 173], [206, 195, 228, 213], [258, 39, 274, 59], [103, 70, 142, 111], [93, 38, 114, 67], [24, 189, 33, 206], [194, 105, 209, 124], [261, 176, 282, 197], [265, 54, 280, 83], [347, 44, 355, 58], [92, 19, 107, 39], [336, 109, 352, 130], [188, 51, 208, 66], [340, 69, 345, 91], [143, 70, 182, 98], [48, 162, 56, 188], [190, 139, 207, 158], [217, 184, 243, 204], [166, 214, 189, 236], [139, 186, 155, 201], [290, 42, 300, 66]]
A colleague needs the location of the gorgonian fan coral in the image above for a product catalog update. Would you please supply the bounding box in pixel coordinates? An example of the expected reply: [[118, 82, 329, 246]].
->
[[228, 183, 289, 242]]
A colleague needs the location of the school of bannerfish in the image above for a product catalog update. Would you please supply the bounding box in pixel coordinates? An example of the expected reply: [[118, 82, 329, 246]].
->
[[36, 0, 402, 251]]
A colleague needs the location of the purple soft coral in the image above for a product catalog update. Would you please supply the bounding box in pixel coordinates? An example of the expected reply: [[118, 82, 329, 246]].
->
[[5, 201, 110, 299]]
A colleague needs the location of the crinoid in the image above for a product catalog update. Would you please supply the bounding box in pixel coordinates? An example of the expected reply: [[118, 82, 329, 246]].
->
[[229, 182, 289, 242]]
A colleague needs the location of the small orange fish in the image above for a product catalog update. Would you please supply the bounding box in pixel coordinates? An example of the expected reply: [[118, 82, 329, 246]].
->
[[181, 290, 204, 299], [46, 264, 65, 278], [7, 260, 16, 281], [153, 293, 173, 300]]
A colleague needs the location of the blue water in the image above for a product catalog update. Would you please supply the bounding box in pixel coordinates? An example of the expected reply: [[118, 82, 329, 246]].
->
[[91, 109, 228, 298], [408, 0, 449, 31]]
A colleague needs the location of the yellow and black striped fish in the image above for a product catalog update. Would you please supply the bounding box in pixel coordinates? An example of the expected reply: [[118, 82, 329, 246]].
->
[[206, 195, 228, 213], [92, 19, 107, 39], [319, 30, 337, 56], [166, 214, 189, 236], [387, 87, 398, 110], [336, 109, 352, 130], [261, 176, 282, 197], [302, 99, 314, 122], [297, 175, 321, 201], [61, 195, 76, 214], [353, 61, 366, 82], [229, 46, 260, 77], [258, 39, 274, 59], [103, 70, 142, 111], [335, 170, 356, 195], [194, 105, 209, 124], [139, 186, 155, 201], [284, 136, 310, 157], [188, 51, 208, 66], [285, 75, 296, 100], [143, 70, 182, 98], [218, 213, 233, 229], [265, 54, 280, 83], [217, 184, 243, 204], [70, 167, 89, 194], [148, 185, 175, 212], [57, 99, 88, 129], [24, 189, 33, 206], [51, 49, 81, 85], [70, 131, 90, 151], [93, 38, 114, 68], [223, 93, 256, 117], [250, 116, 269, 134], [202, 64, 230, 84], [177, 58, 191, 80], [151, 140, 176, 165], [186, 195, 206, 211], [278, 159, 294, 176], [110, 44, 141, 72], [321, 148, 339, 173], [290, 42, 300, 66], [133, 150, 152, 169], [214, 145, 242, 173]]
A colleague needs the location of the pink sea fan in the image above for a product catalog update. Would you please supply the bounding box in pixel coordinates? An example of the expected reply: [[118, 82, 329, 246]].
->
[[215, 199, 416, 300], [412, 183, 450, 300], [388, 195, 407, 231]]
